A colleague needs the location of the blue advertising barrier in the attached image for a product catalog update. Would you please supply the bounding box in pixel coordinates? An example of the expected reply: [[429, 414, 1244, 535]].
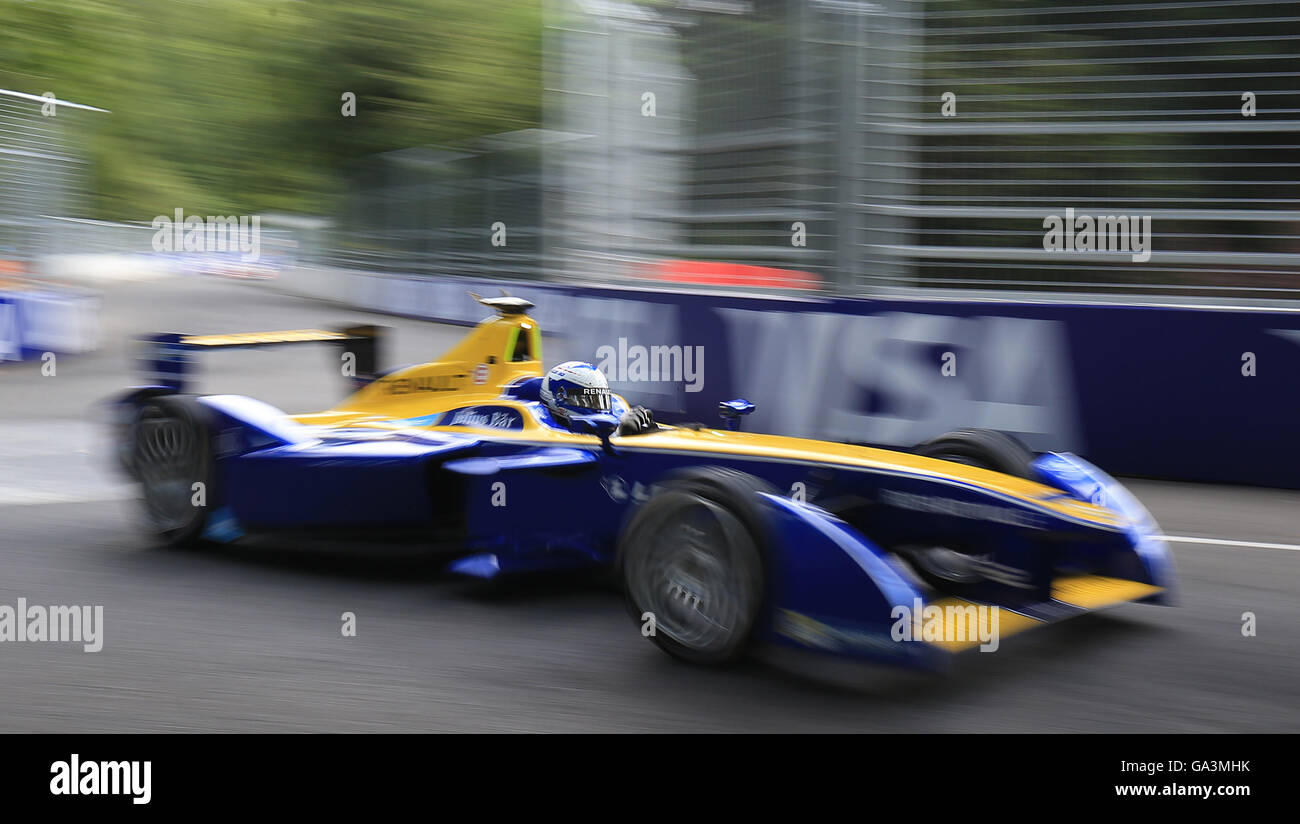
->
[[560, 289, 1300, 489], [0, 288, 101, 361], [333, 270, 1300, 488], [0, 293, 19, 362]]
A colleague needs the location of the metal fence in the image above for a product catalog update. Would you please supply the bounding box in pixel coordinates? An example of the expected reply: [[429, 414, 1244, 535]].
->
[[855, 0, 1300, 300], [298, 1, 1300, 302], [330, 133, 549, 279], [534, 0, 1300, 300], [0, 90, 104, 266], [10, 6, 1300, 302]]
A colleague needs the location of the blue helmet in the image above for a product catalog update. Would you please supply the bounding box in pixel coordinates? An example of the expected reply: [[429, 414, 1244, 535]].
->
[[540, 361, 612, 421]]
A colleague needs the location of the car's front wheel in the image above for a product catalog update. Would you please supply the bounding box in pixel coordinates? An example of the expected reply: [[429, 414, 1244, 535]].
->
[[617, 468, 770, 665]]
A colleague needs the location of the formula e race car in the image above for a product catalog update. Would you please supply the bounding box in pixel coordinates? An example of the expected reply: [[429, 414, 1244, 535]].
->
[[108, 293, 1177, 672]]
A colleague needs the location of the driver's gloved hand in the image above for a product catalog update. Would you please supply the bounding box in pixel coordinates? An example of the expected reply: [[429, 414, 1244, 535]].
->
[[617, 405, 658, 435]]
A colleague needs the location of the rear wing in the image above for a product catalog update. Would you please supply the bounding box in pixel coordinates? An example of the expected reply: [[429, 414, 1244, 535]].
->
[[137, 325, 386, 393]]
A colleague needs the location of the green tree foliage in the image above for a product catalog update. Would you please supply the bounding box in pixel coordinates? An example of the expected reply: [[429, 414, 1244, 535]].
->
[[0, 0, 542, 219]]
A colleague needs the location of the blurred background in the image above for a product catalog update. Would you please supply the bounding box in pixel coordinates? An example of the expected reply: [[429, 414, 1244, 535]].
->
[[1, 1, 1298, 732], [3, 0, 1299, 297]]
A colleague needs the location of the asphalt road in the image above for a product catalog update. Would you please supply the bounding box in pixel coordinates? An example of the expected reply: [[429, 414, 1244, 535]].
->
[[0, 276, 1296, 732]]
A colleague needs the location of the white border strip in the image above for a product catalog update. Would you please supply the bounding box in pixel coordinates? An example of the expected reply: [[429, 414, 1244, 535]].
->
[[1161, 535, 1300, 553], [0, 88, 110, 113]]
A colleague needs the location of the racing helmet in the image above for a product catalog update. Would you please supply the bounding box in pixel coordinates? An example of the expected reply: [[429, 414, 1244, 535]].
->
[[540, 361, 612, 420]]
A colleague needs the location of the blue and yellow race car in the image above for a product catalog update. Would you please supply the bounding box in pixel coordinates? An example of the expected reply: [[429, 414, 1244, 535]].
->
[[110, 294, 1176, 671]]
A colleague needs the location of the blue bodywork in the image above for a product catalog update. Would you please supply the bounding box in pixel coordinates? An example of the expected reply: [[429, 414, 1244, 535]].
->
[[111, 389, 1177, 671]]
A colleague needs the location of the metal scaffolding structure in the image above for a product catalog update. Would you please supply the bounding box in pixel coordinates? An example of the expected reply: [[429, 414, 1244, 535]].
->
[[332, 130, 557, 279], [319, 1, 1300, 301], [541, 0, 1300, 300], [856, 0, 1300, 300], [0, 89, 107, 268]]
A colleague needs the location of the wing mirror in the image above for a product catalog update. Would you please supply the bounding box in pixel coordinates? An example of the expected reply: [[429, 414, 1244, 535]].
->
[[717, 399, 756, 431], [570, 412, 620, 454]]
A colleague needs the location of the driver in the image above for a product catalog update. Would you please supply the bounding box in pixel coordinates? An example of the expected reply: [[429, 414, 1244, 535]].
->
[[539, 361, 657, 435]]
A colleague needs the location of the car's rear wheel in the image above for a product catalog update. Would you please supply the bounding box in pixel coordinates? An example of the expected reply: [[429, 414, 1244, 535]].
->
[[618, 468, 770, 665], [128, 395, 213, 546], [913, 428, 1036, 479]]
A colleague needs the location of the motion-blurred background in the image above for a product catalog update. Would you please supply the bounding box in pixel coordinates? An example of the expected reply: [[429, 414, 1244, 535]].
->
[[4, 0, 1300, 294], [1, 1, 1297, 732], [7, 0, 1300, 480]]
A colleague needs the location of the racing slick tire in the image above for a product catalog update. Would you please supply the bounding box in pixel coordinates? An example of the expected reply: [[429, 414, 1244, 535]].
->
[[617, 467, 772, 666], [908, 429, 1037, 596], [126, 395, 214, 547], [913, 428, 1036, 479]]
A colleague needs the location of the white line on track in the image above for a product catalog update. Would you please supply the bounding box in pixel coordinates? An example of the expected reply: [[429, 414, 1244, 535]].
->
[[1160, 535, 1300, 553]]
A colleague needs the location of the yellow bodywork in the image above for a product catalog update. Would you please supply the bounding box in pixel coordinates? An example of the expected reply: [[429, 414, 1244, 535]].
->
[[184, 329, 351, 347], [917, 574, 1165, 652], [294, 312, 544, 425], [283, 309, 1126, 532]]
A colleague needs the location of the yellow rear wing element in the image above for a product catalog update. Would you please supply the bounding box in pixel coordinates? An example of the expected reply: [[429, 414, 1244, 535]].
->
[[138, 325, 385, 393], [182, 329, 350, 347]]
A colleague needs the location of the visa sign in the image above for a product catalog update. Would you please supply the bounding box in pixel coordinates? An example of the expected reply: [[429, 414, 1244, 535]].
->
[[718, 309, 1081, 452]]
